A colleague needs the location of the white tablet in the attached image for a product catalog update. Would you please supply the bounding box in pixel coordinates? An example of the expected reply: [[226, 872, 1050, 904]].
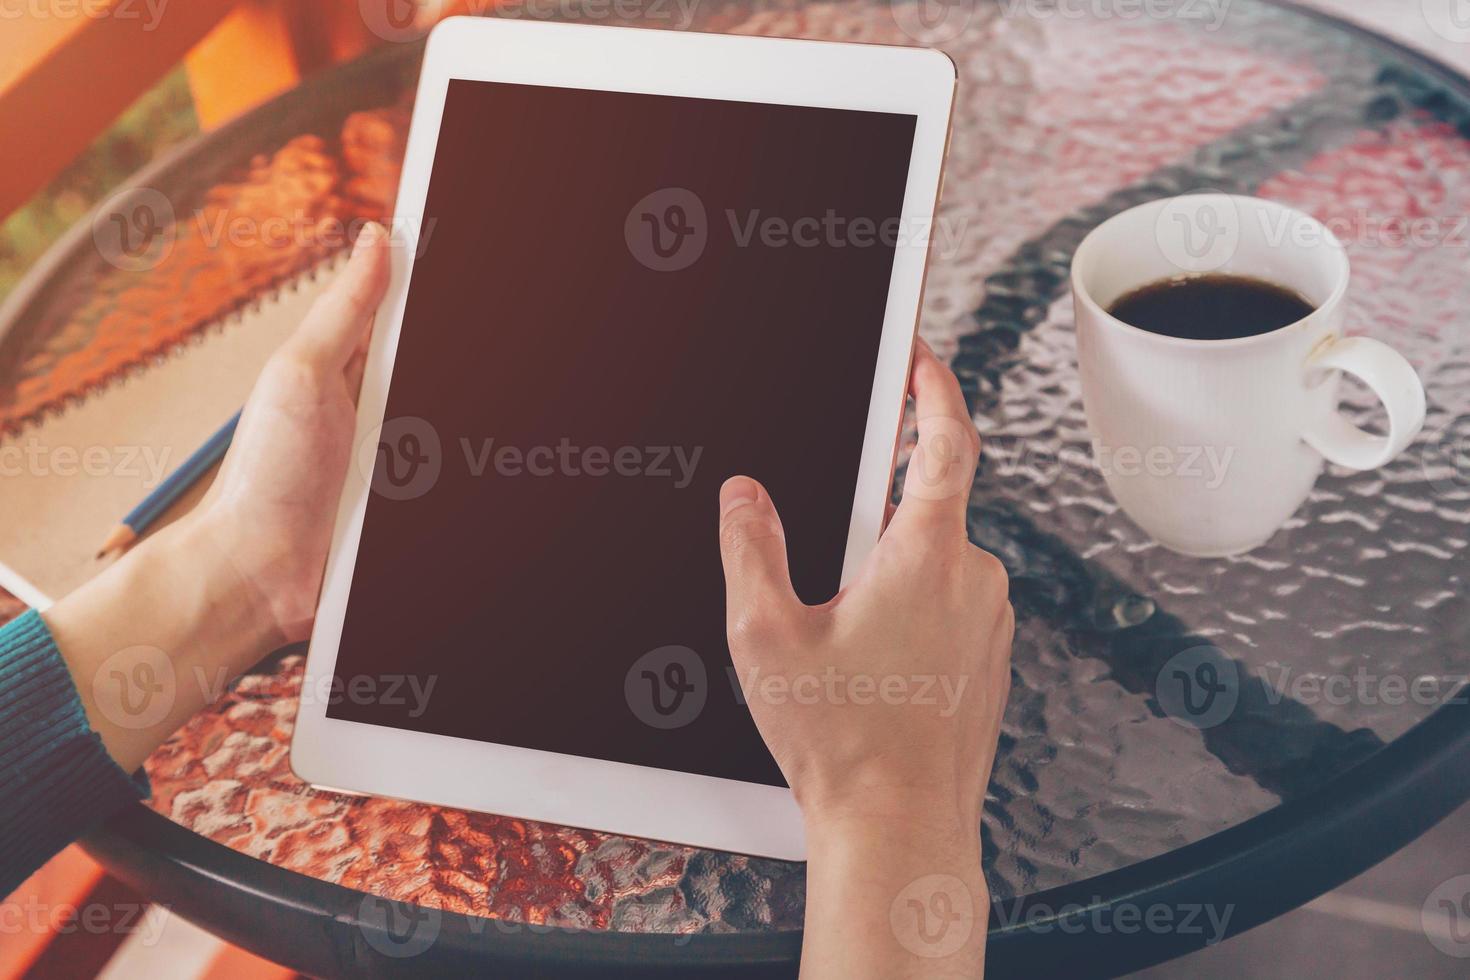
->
[[292, 17, 955, 861]]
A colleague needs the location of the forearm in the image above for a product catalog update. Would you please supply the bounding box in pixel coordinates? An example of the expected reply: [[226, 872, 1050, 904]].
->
[[801, 802, 988, 979], [42, 514, 281, 772]]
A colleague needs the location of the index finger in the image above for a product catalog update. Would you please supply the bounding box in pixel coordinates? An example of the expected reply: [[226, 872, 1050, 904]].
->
[[893, 340, 981, 528]]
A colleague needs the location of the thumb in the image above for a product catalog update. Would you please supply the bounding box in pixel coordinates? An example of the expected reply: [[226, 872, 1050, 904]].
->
[[717, 477, 799, 637], [283, 221, 391, 372]]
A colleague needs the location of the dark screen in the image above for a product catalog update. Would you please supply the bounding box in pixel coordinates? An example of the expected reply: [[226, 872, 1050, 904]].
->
[[328, 80, 917, 786]]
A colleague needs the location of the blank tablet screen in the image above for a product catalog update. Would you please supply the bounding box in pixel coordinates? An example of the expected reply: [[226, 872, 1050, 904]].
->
[[328, 79, 917, 787]]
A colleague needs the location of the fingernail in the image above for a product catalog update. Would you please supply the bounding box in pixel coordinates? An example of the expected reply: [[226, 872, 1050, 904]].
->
[[353, 221, 384, 255], [720, 477, 759, 516]]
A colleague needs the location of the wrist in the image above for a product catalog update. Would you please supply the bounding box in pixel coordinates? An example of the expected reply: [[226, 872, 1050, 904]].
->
[[189, 498, 328, 645], [798, 779, 981, 840], [800, 789, 989, 978], [153, 512, 289, 660], [805, 800, 981, 851], [43, 512, 285, 772], [803, 790, 985, 891]]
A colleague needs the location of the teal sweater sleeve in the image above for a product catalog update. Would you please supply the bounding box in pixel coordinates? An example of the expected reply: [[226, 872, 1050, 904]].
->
[[0, 610, 148, 896]]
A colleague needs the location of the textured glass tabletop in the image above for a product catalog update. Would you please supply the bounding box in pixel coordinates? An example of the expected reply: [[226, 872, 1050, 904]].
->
[[2, 0, 1468, 942]]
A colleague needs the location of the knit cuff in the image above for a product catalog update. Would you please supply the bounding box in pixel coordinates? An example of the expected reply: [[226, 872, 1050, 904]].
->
[[0, 610, 150, 895]]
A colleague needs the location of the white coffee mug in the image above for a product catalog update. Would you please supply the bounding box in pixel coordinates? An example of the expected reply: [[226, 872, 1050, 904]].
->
[[1071, 194, 1427, 557]]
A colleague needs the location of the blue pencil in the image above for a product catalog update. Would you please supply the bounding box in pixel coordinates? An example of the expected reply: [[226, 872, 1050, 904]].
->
[[96, 410, 242, 558]]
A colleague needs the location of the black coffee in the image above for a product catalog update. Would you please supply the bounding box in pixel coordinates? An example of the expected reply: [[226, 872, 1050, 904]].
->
[[1108, 274, 1316, 341]]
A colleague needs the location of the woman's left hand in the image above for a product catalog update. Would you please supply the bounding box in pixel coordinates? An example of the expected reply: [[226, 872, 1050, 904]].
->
[[198, 222, 390, 643], [44, 224, 391, 770]]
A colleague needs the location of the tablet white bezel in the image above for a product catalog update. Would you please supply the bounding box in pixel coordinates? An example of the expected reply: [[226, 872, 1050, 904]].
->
[[292, 16, 955, 862]]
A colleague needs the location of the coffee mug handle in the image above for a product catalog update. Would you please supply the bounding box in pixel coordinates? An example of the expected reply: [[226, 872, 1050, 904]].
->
[[1301, 336, 1426, 471]]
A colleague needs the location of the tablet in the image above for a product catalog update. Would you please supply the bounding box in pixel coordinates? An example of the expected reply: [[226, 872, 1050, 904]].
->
[[292, 17, 955, 861]]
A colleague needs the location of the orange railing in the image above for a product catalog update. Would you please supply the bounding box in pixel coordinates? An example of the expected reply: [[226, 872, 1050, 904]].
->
[[0, 0, 471, 221]]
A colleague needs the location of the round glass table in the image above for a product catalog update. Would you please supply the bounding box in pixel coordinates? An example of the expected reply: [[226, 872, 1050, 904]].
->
[[1, 1, 1468, 975]]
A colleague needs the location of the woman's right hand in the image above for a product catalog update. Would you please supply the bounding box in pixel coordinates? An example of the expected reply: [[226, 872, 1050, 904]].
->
[[716, 341, 1012, 978]]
